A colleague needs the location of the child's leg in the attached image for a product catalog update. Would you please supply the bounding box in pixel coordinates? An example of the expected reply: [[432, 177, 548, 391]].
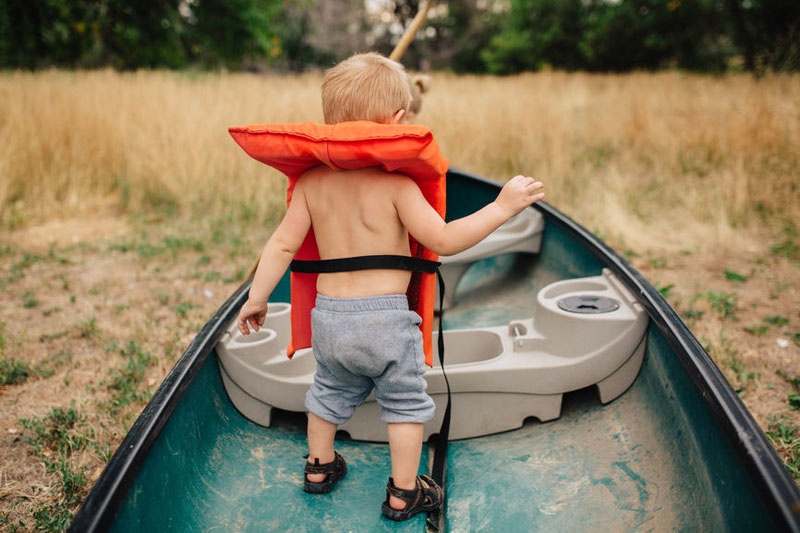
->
[[306, 411, 337, 483], [387, 422, 424, 510]]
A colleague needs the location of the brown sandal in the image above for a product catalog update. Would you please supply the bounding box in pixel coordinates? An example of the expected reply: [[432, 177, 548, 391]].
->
[[381, 475, 443, 521], [303, 451, 347, 493]]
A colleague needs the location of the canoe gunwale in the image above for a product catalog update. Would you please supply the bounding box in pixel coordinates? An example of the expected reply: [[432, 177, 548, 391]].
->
[[69, 168, 800, 532]]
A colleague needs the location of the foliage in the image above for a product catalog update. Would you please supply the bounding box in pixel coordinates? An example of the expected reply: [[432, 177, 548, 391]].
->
[[1, 1, 799, 73], [271, 0, 336, 71], [434, 0, 503, 73], [696, 291, 739, 321], [181, 0, 283, 69], [0, 0, 283, 70], [727, 0, 800, 73], [0, 0, 186, 69], [0, 358, 32, 385], [482, 0, 587, 74], [20, 407, 93, 530], [767, 416, 800, 480], [101, 341, 155, 415], [482, 0, 733, 73], [586, 0, 729, 72]]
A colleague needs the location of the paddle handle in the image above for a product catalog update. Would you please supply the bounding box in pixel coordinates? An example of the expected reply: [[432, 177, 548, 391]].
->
[[389, 0, 436, 62]]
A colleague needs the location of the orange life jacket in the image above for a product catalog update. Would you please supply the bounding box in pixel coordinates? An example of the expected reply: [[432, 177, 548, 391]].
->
[[228, 121, 449, 366]]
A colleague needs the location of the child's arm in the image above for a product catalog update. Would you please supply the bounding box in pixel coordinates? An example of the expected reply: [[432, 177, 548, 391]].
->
[[238, 183, 312, 335], [396, 175, 544, 257]]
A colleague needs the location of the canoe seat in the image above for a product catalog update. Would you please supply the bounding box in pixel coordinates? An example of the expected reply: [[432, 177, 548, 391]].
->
[[438, 207, 544, 309], [216, 269, 648, 441]]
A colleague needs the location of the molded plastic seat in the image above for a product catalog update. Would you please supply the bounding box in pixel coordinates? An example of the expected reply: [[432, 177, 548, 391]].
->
[[216, 269, 647, 441]]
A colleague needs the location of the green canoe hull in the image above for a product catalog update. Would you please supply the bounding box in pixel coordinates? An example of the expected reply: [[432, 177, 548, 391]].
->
[[71, 169, 800, 532]]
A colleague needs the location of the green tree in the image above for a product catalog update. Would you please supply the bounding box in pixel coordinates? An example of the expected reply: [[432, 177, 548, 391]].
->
[[481, 0, 588, 74], [181, 0, 283, 69], [482, 0, 733, 73], [444, 0, 504, 73], [100, 0, 185, 69], [581, 0, 720, 72], [272, 1, 336, 72], [727, 0, 800, 73], [0, 0, 287, 70], [3, 0, 798, 73], [0, 0, 185, 69], [0, 0, 98, 68]]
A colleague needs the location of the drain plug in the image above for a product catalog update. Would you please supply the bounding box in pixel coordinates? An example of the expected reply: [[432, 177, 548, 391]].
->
[[557, 295, 620, 314]]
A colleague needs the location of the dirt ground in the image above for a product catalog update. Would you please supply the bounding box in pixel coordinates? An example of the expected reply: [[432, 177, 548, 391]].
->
[[0, 214, 798, 529]]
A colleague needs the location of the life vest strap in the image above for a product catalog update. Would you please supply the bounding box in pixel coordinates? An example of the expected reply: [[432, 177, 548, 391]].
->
[[429, 269, 451, 515], [290, 254, 441, 274]]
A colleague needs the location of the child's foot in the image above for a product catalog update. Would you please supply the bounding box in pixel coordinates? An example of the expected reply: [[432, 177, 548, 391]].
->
[[381, 475, 443, 521], [303, 451, 347, 493]]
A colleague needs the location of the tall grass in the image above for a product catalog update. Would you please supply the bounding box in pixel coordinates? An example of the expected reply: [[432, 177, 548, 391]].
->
[[1, 69, 798, 252], [424, 72, 799, 251]]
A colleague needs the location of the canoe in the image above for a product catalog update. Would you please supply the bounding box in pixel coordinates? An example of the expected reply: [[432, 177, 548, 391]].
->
[[70, 168, 800, 532]]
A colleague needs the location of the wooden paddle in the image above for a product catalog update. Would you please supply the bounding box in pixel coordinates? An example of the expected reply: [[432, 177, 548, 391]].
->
[[389, 0, 437, 62]]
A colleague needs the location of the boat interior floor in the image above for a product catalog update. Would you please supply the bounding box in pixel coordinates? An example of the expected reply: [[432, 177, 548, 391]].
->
[[115, 357, 707, 531]]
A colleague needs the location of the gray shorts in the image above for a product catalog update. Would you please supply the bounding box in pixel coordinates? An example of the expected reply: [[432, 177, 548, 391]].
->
[[305, 294, 435, 425]]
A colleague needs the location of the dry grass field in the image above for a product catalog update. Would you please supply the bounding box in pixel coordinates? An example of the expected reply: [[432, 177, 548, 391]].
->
[[1, 69, 798, 529]]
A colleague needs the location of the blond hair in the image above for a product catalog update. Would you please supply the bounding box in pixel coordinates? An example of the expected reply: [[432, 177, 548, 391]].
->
[[322, 53, 412, 124]]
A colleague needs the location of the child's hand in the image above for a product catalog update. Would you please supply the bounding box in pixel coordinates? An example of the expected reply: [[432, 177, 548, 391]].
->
[[495, 175, 545, 217], [238, 300, 269, 335]]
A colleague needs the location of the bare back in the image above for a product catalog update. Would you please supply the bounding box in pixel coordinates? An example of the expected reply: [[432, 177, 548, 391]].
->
[[299, 166, 415, 298]]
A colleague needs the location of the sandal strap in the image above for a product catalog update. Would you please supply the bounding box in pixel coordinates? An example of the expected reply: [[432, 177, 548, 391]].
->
[[303, 451, 347, 494], [304, 451, 345, 476], [386, 475, 442, 508], [416, 475, 443, 505], [385, 478, 420, 502]]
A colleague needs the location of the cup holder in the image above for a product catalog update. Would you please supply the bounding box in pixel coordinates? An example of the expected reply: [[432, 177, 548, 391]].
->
[[557, 295, 620, 314]]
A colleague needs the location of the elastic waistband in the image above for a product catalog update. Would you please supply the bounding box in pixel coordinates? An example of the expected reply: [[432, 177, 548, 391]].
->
[[314, 294, 409, 312]]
